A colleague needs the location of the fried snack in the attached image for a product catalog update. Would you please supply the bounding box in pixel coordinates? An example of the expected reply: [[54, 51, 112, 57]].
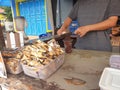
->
[[2, 50, 18, 57], [1, 78, 32, 90], [5, 58, 23, 74], [16, 51, 23, 59], [20, 39, 64, 67]]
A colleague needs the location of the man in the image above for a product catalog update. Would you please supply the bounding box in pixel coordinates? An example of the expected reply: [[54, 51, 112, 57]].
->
[[57, 0, 120, 52]]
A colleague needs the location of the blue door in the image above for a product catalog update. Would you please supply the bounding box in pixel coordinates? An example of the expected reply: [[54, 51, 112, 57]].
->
[[0, 0, 11, 6], [19, 0, 47, 36]]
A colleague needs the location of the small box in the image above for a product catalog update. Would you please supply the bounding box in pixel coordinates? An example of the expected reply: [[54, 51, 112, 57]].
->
[[109, 55, 120, 69], [99, 68, 120, 90], [6, 32, 20, 49], [21, 54, 64, 80], [6, 32, 24, 49]]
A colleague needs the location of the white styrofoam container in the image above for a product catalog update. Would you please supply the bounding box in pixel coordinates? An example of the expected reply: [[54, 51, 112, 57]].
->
[[22, 54, 64, 80], [0, 84, 9, 90], [99, 67, 120, 90], [109, 55, 120, 69]]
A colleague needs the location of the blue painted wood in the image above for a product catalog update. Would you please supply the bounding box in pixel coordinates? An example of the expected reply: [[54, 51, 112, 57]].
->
[[19, 0, 47, 36], [0, 0, 11, 6]]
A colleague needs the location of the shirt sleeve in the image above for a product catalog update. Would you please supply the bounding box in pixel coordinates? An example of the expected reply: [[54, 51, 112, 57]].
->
[[108, 0, 120, 17], [68, 1, 80, 20]]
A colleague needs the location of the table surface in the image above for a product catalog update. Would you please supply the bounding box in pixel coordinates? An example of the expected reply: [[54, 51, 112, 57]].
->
[[2, 49, 118, 90]]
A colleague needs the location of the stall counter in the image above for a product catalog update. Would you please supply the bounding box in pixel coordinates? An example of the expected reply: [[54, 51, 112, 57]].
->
[[3, 49, 117, 90]]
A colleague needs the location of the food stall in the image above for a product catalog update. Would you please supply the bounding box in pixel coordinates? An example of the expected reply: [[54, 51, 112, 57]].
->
[[0, 41, 119, 90], [0, 27, 120, 90], [0, 0, 120, 90]]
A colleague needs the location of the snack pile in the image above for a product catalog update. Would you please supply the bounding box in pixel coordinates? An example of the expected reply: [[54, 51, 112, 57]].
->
[[1, 39, 64, 79], [17, 39, 64, 67], [1, 48, 23, 74]]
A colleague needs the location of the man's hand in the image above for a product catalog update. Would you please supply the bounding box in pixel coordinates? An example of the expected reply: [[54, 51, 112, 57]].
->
[[74, 16, 118, 37], [57, 28, 64, 35], [74, 26, 90, 37], [57, 28, 67, 35], [57, 17, 72, 35]]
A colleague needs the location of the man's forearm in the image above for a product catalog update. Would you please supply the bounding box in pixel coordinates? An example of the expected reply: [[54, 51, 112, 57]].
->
[[60, 17, 72, 31], [87, 16, 118, 32]]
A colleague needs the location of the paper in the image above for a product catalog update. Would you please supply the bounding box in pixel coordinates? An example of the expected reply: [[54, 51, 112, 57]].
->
[[0, 52, 7, 78]]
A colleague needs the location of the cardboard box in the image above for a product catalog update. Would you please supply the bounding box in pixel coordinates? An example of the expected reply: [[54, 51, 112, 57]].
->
[[111, 37, 120, 47], [6, 32, 24, 49]]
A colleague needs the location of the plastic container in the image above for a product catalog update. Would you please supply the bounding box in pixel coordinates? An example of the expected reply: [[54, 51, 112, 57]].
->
[[1, 48, 20, 58], [109, 55, 120, 69], [69, 21, 79, 33], [5, 58, 23, 74], [99, 67, 120, 90], [21, 54, 64, 80], [39, 33, 52, 40]]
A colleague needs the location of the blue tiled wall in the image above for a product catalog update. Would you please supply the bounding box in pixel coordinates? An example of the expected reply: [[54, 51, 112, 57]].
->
[[19, 0, 47, 36]]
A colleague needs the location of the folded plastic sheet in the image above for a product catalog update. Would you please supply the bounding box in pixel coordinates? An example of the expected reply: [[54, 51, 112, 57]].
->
[[109, 55, 120, 69]]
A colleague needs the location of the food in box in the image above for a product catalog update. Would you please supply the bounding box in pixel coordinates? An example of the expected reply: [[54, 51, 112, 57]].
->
[[1, 48, 22, 58], [18, 39, 64, 79], [22, 54, 64, 79], [5, 58, 23, 74], [99, 67, 120, 90], [1, 48, 23, 74], [109, 55, 120, 69]]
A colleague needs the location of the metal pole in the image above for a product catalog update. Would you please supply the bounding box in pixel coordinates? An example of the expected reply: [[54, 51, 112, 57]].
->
[[10, 0, 17, 32]]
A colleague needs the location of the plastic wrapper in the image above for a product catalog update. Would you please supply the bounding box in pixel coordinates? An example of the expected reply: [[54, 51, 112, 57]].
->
[[22, 54, 64, 80], [5, 58, 23, 74]]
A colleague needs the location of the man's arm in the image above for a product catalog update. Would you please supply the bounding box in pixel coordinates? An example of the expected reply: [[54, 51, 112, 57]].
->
[[75, 16, 118, 37], [57, 17, 72, 35]]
